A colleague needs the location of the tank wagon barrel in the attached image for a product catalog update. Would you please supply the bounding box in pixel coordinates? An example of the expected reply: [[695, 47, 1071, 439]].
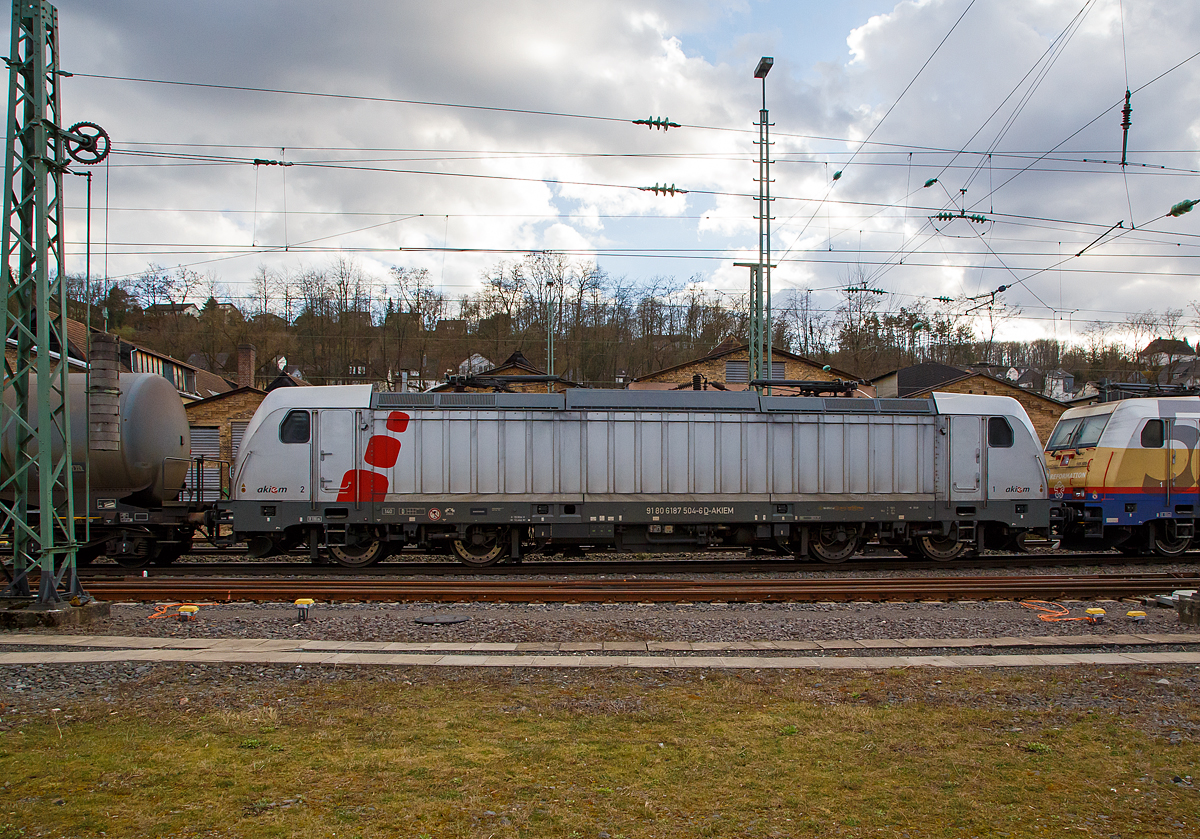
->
[[1, 372, 190, 503], [2, 372, 205, 567], [219, 387, 1052, 567]]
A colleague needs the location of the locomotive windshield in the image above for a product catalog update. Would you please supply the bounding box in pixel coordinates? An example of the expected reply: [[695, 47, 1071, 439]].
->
[[1045, 413, 1110, 451]]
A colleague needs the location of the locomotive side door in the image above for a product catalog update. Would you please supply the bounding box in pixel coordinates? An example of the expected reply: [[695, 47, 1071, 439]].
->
[[948, 415, 983, 501], [316, 409, 359, 501], [1169, 418, 1199, 510]]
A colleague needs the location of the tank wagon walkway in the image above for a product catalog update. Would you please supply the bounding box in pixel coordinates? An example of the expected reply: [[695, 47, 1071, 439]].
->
[[2, 632, 1198, 670]]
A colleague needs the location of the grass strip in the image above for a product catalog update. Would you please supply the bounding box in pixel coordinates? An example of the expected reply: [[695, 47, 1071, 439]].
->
[[1, 666, 1197, 838]]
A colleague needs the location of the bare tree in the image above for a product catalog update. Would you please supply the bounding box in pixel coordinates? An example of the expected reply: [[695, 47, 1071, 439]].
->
[[248, 265, 282, 318], [130, 264, 201, 310]]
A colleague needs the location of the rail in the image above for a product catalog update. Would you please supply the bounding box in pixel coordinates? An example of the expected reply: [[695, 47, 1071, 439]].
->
[[79, 572, 1200, 604]]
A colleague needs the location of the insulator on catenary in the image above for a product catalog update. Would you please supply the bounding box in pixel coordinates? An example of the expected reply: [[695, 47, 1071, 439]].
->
[[632, 116, 680, 131], [640, 182, 688, 197]]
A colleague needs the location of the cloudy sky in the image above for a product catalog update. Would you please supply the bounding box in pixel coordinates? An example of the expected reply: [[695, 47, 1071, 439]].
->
[[47, 0, 1200, 343]]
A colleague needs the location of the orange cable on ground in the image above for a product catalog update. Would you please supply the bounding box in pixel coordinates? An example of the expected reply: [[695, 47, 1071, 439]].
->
[[1020, 599, 1092, 622], [146, 602, 211, 619]]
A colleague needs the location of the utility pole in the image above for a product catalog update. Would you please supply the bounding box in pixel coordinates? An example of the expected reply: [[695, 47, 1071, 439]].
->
[[1, 0, 109, 603]]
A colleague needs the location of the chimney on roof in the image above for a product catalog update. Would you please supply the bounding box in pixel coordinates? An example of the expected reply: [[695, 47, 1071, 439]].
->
[[238, 343, 256, 389]]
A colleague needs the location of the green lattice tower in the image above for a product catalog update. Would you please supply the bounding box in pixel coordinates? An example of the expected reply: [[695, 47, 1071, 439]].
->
[[1, 0, 79, 602]]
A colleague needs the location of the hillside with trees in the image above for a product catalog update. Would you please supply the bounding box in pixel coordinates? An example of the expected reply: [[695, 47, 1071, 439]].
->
[[66, 256, 1199, 394]]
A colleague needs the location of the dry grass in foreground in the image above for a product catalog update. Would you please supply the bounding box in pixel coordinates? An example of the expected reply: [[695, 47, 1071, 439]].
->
[[1, 665, 1198, 838]]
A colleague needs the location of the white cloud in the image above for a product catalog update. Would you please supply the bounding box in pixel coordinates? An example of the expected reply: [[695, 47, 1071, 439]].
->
[[35, 0, 1200, 345]]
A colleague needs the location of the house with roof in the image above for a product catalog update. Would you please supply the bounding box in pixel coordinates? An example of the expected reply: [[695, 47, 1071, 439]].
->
[[629, 338, 860, 393], [1140, 337, 1195, 368], [143, 302, 202, 319], [183, 384, 268, 493], [264, 370, 310, 391], [3, 316, 89, 374], [871, 362, 967, 399], [7, 318, 235, 401], [1044, 368, 1075, 401]]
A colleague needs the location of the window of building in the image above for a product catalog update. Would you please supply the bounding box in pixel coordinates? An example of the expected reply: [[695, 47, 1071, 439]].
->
[[724, 360, 784, 383]]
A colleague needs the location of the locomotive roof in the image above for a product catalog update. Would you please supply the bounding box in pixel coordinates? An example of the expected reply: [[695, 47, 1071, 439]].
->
[[246, 385, 1050, 420], [1058, 396, 1200, 422], [369, 389, 942, 414], [244, 384, 1049, 424]]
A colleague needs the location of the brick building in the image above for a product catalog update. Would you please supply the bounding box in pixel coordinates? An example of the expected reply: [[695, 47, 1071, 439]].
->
[[629, 339, 860, 392], [183, 386, 268, 469], [181, 345, 268, 498]]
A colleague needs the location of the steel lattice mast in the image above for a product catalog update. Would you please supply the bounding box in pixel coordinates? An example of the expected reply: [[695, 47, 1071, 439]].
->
[[1, 0, 107, 603]]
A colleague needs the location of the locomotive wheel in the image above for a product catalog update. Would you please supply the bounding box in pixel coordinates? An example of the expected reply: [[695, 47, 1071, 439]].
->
[[1009, 531, 1033, 554], [452, 526, 509, 567], [807, 524, 861, 563], [329, 540, 385, 568], [1149, 521, 1191, 558], [247, 536, 277, 558], [914, 534, 967, 562]]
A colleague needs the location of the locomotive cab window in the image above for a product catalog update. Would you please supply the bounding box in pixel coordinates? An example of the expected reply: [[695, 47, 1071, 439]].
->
[[279, 410, 311, 444], [988, 417, 1014, 448], [1074, 414, 1109, 448], [1046, 417, 1081, 451], [1140, 419, 1164, 448], [1047, 413, 1110, 450]]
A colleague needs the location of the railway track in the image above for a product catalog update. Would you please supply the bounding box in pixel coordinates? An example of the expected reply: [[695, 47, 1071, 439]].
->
[[74, 550, 1192, 578], [79, 571, 1200, 603]]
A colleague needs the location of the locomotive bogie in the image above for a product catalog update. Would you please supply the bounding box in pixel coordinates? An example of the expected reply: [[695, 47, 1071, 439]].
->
[[224, 388, 1052, 566]]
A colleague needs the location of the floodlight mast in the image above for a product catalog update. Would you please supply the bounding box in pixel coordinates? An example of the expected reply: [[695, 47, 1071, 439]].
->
[[752, 56, 773, 392]]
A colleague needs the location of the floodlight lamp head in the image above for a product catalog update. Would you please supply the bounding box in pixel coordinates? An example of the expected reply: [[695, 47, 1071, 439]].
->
[[754, 56, 774, 78]]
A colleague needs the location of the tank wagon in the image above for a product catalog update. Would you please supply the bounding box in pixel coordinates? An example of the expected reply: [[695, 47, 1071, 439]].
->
[[219, 387, 1051, 567], [1046, 397, 1200, 556], [2, 372, 201, 566]]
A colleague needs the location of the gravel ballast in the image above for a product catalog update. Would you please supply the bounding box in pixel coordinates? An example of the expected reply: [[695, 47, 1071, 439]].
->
[[3, 556, 1199, 724]]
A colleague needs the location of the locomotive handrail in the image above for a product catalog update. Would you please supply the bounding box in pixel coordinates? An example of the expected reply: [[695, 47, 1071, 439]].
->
[[170, 455, 231, 505]]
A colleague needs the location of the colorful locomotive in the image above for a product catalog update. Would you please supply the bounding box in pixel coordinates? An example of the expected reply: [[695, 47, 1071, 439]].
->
[[1045, 397, 1199, 556]]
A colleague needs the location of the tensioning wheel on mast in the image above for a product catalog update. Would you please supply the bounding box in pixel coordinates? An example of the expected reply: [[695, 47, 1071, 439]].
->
[[66, 121, 110, 164]]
